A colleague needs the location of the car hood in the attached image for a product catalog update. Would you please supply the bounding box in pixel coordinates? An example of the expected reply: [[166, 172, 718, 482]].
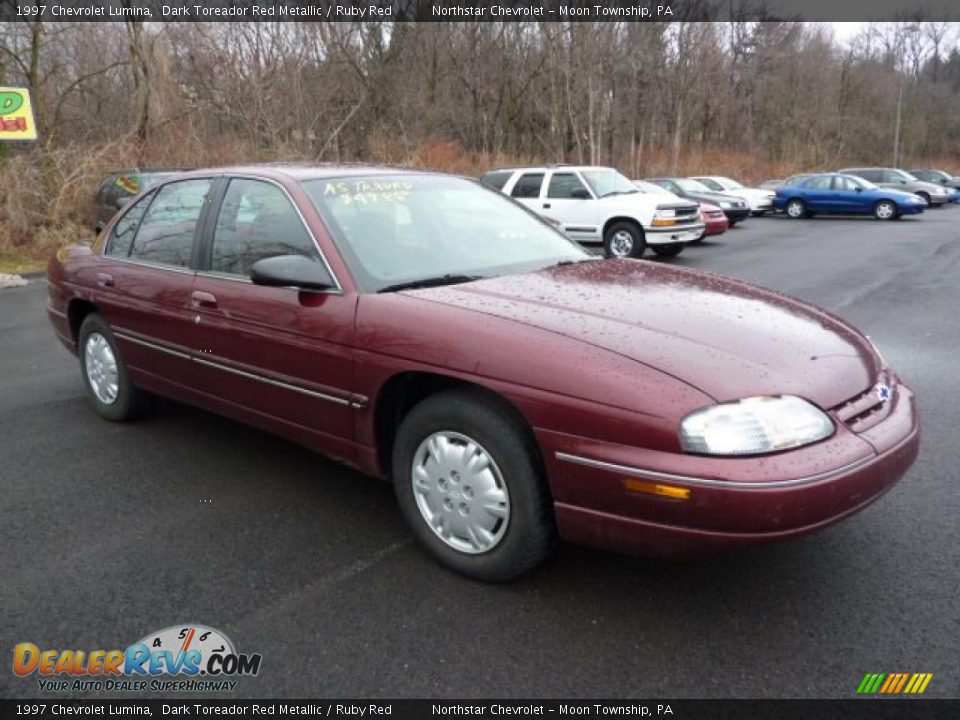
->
[[883, 188, 926, 201], [407, 260, 879, 408], [683, 190, 745, 206], [722, 187, 772, 200]]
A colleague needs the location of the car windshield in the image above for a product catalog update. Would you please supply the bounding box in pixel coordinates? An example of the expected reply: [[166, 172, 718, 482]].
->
[[580, 169, 639, 197], [633, 180, 672, 195], [303, 175, 591, 292], [675, 178, 714, 193]]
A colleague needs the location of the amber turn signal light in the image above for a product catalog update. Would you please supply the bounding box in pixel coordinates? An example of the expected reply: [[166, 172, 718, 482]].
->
[[623, 478, 691, 500]]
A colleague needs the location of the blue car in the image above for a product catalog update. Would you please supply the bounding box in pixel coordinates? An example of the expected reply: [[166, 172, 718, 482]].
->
[[774, 173, 926, 220]]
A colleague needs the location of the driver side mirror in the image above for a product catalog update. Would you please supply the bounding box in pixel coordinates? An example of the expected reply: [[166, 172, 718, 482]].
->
[[855, 187, 863, 192], [571, 188, 591, 200], [250, 255, 335, 292]]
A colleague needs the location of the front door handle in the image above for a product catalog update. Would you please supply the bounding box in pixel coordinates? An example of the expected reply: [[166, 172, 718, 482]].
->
[[191, 291, 218, 309], [543, 203, 552, 209], [96, 272, 114, 288]]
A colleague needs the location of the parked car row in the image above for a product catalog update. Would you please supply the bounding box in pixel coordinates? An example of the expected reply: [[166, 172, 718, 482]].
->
[[480, 165, 778, 258], [765, 167, 960, 221]]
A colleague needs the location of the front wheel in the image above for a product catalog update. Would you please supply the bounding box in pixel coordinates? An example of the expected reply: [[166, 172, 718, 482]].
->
[[916, 192, 931, 206], [874, 200, 898, 221], [603, 221, 645, 259], [78, 313, 153, 421], [650, 243, 684, 258], [392, 389, 556, 582], [786, 199, 806, 219]]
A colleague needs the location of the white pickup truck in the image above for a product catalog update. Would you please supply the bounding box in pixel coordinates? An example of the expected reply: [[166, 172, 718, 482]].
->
[[481, 165, 704, 259]]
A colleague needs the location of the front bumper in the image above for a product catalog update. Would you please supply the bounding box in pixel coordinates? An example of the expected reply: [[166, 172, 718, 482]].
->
[[721, 207, 750, 222], [540, 381, 919, 557], [704, 216, 729, 235], [645, 224, 705, 245]]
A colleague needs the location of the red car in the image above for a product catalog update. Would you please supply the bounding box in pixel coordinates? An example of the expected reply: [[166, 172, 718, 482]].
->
[[47, 165, 920, 581], [698, 201, 730, 240]]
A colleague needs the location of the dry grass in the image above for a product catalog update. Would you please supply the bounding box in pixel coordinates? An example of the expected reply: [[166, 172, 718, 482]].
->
[[1, 135, 956, 266]]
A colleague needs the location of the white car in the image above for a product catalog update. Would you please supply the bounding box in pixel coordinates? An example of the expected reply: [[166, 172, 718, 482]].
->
[[689, 176, 776, 216], [481, 166, 704, 259]]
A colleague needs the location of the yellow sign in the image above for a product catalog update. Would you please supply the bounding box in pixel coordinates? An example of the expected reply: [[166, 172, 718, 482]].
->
[[0, 87, 38, 141]]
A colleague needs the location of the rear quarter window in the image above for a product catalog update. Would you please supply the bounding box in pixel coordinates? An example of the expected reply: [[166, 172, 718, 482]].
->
[[480, 171, 513, 191]]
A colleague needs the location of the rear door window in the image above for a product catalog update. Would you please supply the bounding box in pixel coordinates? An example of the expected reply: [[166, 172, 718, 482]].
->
[[510, 173, 545, 199], [106, 192, 154, 258], [805, 176, 833, 190], [128, 179, 212, 268]]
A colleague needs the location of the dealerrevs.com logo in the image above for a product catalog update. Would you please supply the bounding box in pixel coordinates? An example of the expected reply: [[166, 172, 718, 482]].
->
[[13, 624, 261, 693]]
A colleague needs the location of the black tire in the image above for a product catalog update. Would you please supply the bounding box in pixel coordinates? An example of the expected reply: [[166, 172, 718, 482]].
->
[[78, 313, 153, 422], [751, 210, 767, 217], [728, 219, 738, 227], [391, 388, 556, 582], [603, 221, 645, 259], [650, 243, 684, 258], [874, 200, 898, 221], [786, 199, 806, 219]]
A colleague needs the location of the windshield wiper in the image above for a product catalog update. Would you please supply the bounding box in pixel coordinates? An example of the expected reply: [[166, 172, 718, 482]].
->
[[378, 274, 484, 293], [599, 189, 639, 198]]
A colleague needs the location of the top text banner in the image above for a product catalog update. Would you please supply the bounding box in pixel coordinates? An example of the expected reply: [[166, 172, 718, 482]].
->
[[1, 0, 958, 22]]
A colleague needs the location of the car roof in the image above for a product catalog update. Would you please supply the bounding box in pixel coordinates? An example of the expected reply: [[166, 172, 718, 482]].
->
[[487, 165, 612, 174], [107, 168, 188, 175], [170, 163, 449, 182]]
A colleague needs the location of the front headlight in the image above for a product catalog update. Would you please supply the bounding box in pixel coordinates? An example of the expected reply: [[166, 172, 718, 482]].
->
[[679, 396, 834, 456], [719, 201, 732, 209]]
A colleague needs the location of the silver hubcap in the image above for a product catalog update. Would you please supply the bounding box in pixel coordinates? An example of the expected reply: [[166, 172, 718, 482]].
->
[[84, 333, 119, 405], [608, 230, 635, 257], [411, 431, 510, 554], [877, 203, 894, 219], [788, 202, 803, 218]]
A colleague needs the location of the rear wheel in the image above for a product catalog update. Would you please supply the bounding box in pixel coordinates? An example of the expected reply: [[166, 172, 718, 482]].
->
[[650, 243, 684, 258], [78, 313, 153, 421], [786, 199, 806, 219], [391, 389, 556, 582], [874, 200, 898, 221], [603, 221, 645, 259]]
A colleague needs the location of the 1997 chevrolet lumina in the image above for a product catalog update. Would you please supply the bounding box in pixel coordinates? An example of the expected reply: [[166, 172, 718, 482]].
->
[[47, 165, 920, 581]]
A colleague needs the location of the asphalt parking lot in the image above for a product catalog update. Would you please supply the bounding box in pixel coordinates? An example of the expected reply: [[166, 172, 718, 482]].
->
[[1, 208, 958, 700]]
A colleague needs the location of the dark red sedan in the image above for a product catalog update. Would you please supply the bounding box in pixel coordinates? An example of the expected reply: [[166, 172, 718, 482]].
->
[[698, 201, 730, 239], [47, 165, 920, 581]]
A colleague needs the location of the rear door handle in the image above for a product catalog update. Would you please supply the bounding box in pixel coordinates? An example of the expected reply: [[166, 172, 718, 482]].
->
[[191, 291, 218, 309], [96, 272, 114, 288], [543, 203, 551, 209]]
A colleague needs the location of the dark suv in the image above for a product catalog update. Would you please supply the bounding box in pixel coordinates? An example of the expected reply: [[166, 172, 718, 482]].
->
[[92, 169, 185, 232]]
